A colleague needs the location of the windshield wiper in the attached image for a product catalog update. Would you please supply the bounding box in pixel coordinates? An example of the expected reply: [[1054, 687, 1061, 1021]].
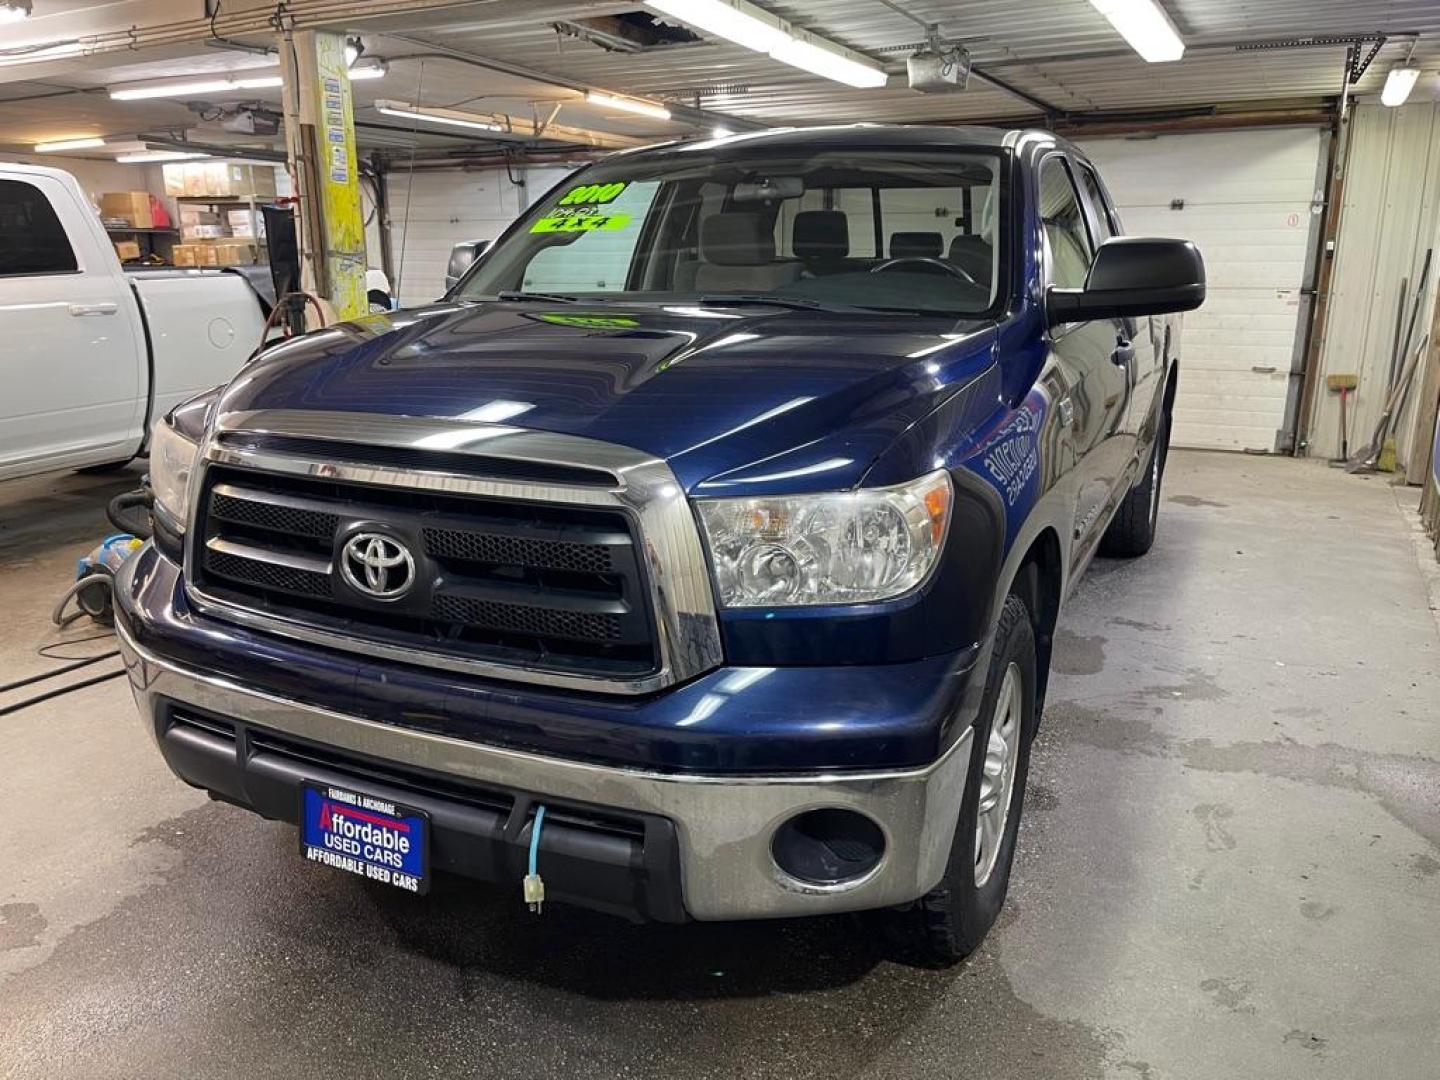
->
[[696, 294, 837, 312], [495, 290, 585, 303]]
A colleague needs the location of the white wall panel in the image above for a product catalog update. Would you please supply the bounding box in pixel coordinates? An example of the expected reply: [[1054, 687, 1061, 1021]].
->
[[383, 165, 575, 306], [1078, 127, 1324, 453], [1311, 103, 1440, 467]]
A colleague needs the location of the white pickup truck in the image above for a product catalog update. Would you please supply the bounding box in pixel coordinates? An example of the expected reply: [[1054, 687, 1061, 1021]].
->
[[1, 162, 267, 482]]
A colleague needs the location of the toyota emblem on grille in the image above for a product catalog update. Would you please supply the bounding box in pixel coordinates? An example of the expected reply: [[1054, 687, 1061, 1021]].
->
[[340, 533, 415, 600]]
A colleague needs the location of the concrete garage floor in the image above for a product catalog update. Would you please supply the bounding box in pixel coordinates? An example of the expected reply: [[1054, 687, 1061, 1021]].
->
[[1, 451, 1438, 1080]]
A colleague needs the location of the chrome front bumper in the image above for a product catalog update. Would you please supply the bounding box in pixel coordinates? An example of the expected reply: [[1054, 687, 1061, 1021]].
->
[[116, 618, 973, 920]]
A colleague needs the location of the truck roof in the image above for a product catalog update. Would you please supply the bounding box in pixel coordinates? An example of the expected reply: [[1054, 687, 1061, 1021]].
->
[[615, 123, 1075, 161], [0, 161, 79, 180]]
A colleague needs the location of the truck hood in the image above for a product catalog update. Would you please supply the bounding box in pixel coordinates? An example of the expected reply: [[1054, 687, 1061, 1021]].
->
[[223, 301, 999, 492]]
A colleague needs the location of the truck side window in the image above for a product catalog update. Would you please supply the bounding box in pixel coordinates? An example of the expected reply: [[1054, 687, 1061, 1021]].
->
[[0, 179, 78, 277], [1038, 158, 1092, 289], [1078, 165, 1120, 242]]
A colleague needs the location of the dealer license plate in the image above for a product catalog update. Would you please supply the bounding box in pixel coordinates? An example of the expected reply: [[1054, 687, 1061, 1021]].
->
[[300, 783, 429, 894]]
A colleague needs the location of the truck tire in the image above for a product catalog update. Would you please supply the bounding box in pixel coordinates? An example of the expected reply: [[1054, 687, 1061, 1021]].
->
[[368, 289, 392, 313], [880, 592, 1037, 965], [1099, 413, 1169, 558]]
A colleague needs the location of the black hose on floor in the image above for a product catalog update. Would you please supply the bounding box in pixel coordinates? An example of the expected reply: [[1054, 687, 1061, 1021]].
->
[[0, 651, 120, 695], [107, 488, 153, 540], [0, 669, 126, 718]]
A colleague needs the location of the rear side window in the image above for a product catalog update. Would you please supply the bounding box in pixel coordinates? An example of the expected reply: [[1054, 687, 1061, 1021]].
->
[[1038, 158, 1092, 289], [1078, 165, 1120, 242], [0, 179, 78, 276]]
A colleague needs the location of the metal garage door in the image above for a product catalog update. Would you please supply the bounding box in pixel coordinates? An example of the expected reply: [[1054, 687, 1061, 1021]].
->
[[1077, 128, 1325, 452], [383, 166, 572, 306]]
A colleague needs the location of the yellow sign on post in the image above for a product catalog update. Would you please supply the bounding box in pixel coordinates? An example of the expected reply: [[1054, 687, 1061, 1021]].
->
[[283, 30, 366, 322]]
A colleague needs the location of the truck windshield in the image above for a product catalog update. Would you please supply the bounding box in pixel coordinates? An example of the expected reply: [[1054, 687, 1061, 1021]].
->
[[458, 147, 1005, 316]]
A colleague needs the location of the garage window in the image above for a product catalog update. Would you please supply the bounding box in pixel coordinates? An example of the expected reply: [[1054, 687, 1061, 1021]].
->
[[0, 179, 78, 277]]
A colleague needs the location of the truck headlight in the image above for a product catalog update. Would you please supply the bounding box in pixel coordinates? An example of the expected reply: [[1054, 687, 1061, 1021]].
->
[[149, 418, 199, 532], [695, 470, 952, 607]]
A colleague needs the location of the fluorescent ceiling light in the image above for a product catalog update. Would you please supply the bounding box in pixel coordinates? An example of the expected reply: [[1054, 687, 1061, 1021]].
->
[[1381, 65, 1421, 107], [110, 67, 283, 101], [374, 99, 505, 132], [645, 0, 885, 88], [771, 35, 886, 88], [585, 90, 671, 120], [0, 0, 32, 24], [645, 0, 787, 53], [115, 151, 209, 163], [34, 137, 106, 152], [1087, 0, 1184, 62], [348, 58, 387, 81]]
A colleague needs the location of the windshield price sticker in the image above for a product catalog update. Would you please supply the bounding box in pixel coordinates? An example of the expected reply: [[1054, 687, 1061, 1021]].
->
[[530, 181, 632, 233], [557, 181, 628, 206], [530, 210, 631, 234]]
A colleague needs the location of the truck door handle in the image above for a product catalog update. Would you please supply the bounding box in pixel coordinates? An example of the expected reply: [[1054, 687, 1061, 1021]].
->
[[1112, 339, 1135, 366], [68, 302, 118, 317]]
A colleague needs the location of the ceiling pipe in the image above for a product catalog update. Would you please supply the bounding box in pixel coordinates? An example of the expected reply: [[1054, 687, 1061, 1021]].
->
[[135, 132, 288, 162], [384, 34, 768, 134]]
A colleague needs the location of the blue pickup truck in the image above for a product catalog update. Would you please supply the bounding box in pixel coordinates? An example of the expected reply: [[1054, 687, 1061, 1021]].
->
[[118, 125, 1203, 963]]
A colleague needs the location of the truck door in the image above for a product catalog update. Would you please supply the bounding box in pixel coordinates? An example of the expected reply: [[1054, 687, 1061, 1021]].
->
[[0, 174, 145, 475], [1076, 159, 1158, 484], [1036, 155, 1129, 568]]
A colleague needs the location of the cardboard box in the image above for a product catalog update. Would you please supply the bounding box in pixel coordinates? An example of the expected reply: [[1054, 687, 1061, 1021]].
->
[[214, 241, 255, 266], [163, 165, 186, 197], [99, 191, 154, 229], [169, 162, 279, 199], [226, 209, 263, 237], [181, 223, 226, 240], [194, 244, 219, 267], [172, 244, 197, 267], [113, 240, 141, 261], [179, 208, 220, 227]]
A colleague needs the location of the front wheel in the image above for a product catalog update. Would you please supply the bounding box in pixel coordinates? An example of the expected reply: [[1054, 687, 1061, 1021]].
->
[[878, 592, 1037, 965], [1099, 412, 1169, 558]]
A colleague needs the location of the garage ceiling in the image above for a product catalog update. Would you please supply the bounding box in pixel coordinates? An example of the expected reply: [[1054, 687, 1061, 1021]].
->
[[0, 0, 1437, 159]]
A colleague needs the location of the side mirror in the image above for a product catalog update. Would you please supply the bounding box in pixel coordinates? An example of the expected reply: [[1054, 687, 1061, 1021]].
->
[[1047, 237, 1205, 325], [444, 239, 492, 291]]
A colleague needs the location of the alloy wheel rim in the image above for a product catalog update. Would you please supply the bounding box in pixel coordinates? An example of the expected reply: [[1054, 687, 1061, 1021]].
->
[[974, 661, 1023, 887]]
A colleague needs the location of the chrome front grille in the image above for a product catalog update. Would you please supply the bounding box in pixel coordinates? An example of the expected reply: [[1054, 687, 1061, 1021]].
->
[[183, 410, 724, 695], [194, 468, 656, 675]]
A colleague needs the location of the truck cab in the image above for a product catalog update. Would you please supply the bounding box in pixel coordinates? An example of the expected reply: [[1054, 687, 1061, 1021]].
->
[[0, 162, 265, 482], [115, 126, 1202, 963]]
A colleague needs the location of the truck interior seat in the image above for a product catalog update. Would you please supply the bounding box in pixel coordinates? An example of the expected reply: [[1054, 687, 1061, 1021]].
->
[[948, 234, 994, 285], [694, 212, 801, 292], [793, 210, 854, 276], [888, 232, 944, 259]]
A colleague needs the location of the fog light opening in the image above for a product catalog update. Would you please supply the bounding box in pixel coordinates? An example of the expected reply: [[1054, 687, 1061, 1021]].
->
[[771, 808, 886, 886]]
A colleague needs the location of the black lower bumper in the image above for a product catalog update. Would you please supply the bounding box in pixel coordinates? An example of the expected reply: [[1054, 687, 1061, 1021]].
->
[[151, 698, 687, 923]]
